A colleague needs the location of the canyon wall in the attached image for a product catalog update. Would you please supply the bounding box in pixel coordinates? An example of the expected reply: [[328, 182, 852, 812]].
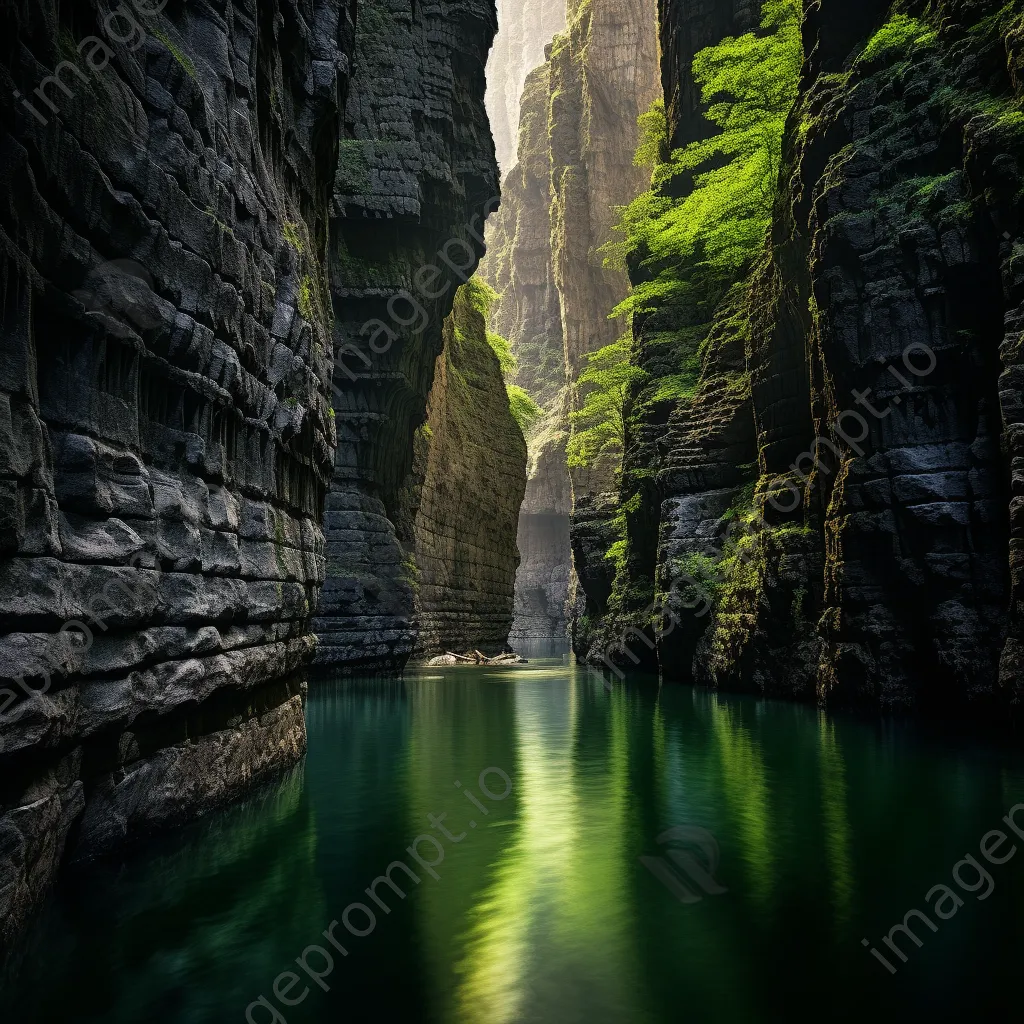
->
[[483, 0, 660, 645], [394, 283, 527, 657], [314, 0, 522, 671], [589, 0, 1024, 714], [0, 0, 351, 952], [484, 58, 572, 643], [0, 0, 522, 956]]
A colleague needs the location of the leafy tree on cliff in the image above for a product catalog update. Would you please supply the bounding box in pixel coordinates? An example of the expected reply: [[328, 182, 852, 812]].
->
[[567, 0, 801, 472], [567, 335, 646, 469], [606, 0, 802, 317]]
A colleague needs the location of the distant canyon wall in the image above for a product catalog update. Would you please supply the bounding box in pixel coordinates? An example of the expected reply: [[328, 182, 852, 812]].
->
[[483, 0, 660, 644], [485, 0, 566, 175]]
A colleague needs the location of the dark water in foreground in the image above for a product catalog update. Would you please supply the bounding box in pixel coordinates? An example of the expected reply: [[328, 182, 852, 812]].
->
[[3, 659, 1024, 1023]]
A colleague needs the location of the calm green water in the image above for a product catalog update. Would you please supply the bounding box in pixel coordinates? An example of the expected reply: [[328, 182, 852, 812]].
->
[[3, 660, 1023, 1023]]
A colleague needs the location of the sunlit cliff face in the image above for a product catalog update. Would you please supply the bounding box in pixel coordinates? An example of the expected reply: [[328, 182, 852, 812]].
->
[[485, 0, 567, 175]]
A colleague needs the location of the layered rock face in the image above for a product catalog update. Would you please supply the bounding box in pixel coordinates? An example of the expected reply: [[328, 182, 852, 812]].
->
[[553, 0, 661, 641], [484, 59, 572, 642], [792, 0, 1022, 709], [315, 0, 518, 670], [0, 0, 349, 951], [595, 0, 1024, 714], [394, 284, 527, 656], [590, 0, 762, 675], [483, 0, 660, 645], [485, 0, 566, 175], [550, 0, 660, 390]]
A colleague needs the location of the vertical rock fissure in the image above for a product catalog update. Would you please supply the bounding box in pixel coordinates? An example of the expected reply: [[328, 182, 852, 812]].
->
[[483, 0, 660, 650]]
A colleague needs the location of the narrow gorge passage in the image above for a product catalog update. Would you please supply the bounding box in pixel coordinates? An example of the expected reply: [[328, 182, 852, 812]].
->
[[2, 1, 1024, 1021]]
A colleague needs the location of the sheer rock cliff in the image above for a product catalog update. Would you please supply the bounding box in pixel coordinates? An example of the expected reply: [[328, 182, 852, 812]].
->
[[313, 0, 524, 672], [587, 0, 1024, 715], [0, 0, 351, 951], [485, 0, 566, 176], [484, 0, 660, 645], [0, 0, 522, 957], [394, 284, 527, 657]]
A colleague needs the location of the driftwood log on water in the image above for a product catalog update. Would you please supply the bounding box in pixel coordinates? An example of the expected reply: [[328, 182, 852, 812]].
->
[[425, 651, 529, 666]]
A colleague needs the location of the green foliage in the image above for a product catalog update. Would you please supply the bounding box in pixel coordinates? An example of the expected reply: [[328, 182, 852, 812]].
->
[[605, 493, 651, 615], [634, 99, 669, 169], [605, 0, 802, 320], [507, 385, 543, 434], [400, 553, 422, 594], [567, 335, 647, 470], [282, 221, 305, 253], [298, 277, 316, 321], [676, 552, 724, 600], [463, 276, 499, 318], [644, 355, 702, 406], [461, 280, 517, 373], [605, 539, 627, 566], [858, 14, 936, 63], [486, 330, 518, 377], [605, 494, 642, 571], [724, 479, 758, 527], [461, 277, 541, 434], [153, 28, 197, 80]]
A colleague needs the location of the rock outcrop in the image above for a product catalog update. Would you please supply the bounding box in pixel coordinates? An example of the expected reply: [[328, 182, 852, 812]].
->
[[394, 283, 527, 657], [483, 0, 660, 646], [313, 0, 514, 671], [0, 0, 350, 952], [587, 0, 1024, 715], [790, 0, 1021, 710], [549, 0, 660, 391]]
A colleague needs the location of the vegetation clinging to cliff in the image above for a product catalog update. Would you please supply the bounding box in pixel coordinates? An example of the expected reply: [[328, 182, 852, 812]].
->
[[464, 278, 542, 434], [566, 0, 804, 631], [567, 334, 646, 469], [605, 0, 802, 320], [858, 13, 936, 63], [567, 0, 801, 480]]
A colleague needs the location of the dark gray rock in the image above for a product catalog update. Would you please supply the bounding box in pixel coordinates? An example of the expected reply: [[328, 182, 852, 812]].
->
[[315, 0, 509, 671], [0, 0, 352, 952], [597, 0, 1024, 714]]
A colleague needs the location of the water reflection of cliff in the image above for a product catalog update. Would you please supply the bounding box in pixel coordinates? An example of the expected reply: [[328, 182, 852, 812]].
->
[[1, 766, 323, 1022]]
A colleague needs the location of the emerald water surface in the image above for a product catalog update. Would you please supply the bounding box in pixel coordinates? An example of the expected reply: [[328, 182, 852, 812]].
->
[[2, 659, 1023, 1022]]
